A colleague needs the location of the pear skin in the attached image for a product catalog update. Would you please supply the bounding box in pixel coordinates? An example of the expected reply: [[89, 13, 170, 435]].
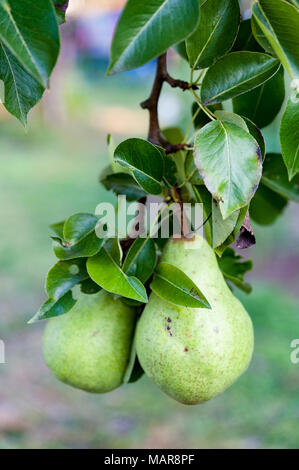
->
[[43, 291, 136, 393], [136, 235, 254, 405]]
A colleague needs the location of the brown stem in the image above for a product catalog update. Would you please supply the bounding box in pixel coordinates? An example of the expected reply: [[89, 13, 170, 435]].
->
[[140, 52, 196, 154]]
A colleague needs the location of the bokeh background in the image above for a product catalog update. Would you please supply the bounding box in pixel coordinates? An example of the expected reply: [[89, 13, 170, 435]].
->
[[0, 0, 298, 449]]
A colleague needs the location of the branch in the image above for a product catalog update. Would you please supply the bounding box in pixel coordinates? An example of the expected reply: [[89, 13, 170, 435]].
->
[[140, 52, 197, 154]]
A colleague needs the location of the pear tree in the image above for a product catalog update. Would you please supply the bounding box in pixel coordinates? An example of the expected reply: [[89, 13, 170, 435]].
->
[[1, 0, 299, 404]]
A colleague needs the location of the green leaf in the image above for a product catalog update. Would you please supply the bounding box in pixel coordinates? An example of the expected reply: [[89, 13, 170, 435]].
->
[[217, 247, 252, 294], [192, 184, 213, 246], [0, 43, 44, 125], [52, 213, 104, 260], [104, 238, 123, 266], [107, 0, 199, 74], [52, 233, 104, 260], [63, 213, 99, 244], [232, 19, 263, 52], [201, 52, 280, 105], [262, 153, 299, 202], [212, 200, 239, 249], [101, 173, 147, 201], [184, 151, 203, 185], [46, 258, 88, 300], [87, 245, 148, 303], [214, 110, 249, 131], [29, 259, 88, 322], [280, 96, 299, 180], [252, 0, 299, 79], [123, 336, 144, 384], [80, 278, 101, 295], [114, 138, 164, 195], [194, 120, 262, 219], [214, 206, 248, 256], [0, 0, 60, 87], [151, 262, 211, 309], [50, 220, 65, 238], [242, 116, 266, 160], [191, 102, 222, 130], [186, 0, 240, 69], [233, 66, 285, 128], [251, 15, 274, 54], [250, 183, 288, 225], [29, 291, 76, 324], [174, 41, 188, 61], [123, 237, 157, 284]]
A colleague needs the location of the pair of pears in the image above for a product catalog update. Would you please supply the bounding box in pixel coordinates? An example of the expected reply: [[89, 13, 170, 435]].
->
[[43, 235, 253, 404]]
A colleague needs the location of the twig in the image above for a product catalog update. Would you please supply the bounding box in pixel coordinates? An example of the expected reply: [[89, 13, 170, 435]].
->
[[141, 52, 197, 154]]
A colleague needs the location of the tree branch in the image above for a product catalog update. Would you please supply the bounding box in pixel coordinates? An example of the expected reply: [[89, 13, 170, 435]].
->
[[140, 52, 197, 154]]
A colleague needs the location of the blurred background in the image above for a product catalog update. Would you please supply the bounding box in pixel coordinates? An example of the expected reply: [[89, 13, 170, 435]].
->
[[0, 0, 298, 449]]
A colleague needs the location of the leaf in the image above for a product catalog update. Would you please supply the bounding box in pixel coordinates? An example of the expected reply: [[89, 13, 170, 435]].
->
[[233, 66, 285, 128], [215, 205, 248, 256], [123, 337, 144, 384], [184, 151, 203, 185], [104, 238, 123, 266], [0, 43, 44, 125], [174, 41, 188, 61], [252, 0, 299, 79], [192, 184, 213, 246], [242, 116, 266, 160], [186, 0, 240, 69], [201, 52, 280, 105], [191, 102, 222, 130], [87, 245, 148, 303], [150, 262, 211, 309], [29, 291, 76, 324], [52, 213, 104, 260], [214, 110, 249, 131], [212, 200, 239, 249], [280, 96, 299, 180], [262, 153, 299, 202], [107, 0, 199, 74], [29, 259, 88, 322], [114, 138, 164, 195], [53, 0, 69, 24], [251, 15, 274, 54], [217, 247, 252, 294], [50, 220, 65, 238], [250, 183, 288, 225], [123, 237, 157, 284], [63, 213, 99, 244], [0, 0, 60, 87], [45, 258, 88, 300], [80, 278, 101, 295], [52, 233, 104, 260], [232, 19, 263, 52], [101, 173, 147, 201], [194, 120, 262, 219]]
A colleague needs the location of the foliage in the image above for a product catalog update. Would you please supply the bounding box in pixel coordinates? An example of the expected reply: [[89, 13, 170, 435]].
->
[[2, 0, 298, 386]]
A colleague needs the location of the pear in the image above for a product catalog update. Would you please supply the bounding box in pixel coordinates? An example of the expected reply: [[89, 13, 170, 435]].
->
[[43, 290, 136, 393], [136, 235, 254, 405]]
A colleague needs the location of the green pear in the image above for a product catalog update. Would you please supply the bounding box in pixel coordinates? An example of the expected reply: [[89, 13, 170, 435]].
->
[[43, 290, 136, 393], [136, 235, 254, 405]]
